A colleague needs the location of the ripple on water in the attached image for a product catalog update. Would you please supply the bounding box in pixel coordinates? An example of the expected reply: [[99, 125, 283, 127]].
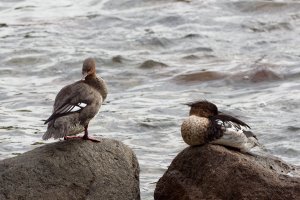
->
[[230, 1, 300, 13], [287, 126, 300, 132], [139, 59, 168, 69], [0, 0, 300, 199], [242, 21, 293, 33]]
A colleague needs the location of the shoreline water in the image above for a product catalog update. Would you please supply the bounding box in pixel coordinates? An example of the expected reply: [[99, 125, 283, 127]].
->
[[1, 0, 300, 199]]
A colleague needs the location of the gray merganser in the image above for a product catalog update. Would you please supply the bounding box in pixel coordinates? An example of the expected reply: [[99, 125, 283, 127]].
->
[[43, 58, 108, 142], [181, 100, 261, 153]]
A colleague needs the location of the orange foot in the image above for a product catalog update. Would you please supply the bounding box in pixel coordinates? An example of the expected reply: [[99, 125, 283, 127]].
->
[[82, 135, 100, 142]]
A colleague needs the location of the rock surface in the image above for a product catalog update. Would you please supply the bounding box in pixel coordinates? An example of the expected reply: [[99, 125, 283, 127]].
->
[[139, 59, 168, 68], [0, 138, 140, 200], [154, 144, 300, 200]]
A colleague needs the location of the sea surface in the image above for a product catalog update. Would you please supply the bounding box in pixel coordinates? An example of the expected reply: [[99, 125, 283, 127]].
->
[[0, 0, 300, 199]]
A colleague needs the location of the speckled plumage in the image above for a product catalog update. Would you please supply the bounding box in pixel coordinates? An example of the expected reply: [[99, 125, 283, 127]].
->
[[43, 58, 107, 141], [181, 116, 210, 146]]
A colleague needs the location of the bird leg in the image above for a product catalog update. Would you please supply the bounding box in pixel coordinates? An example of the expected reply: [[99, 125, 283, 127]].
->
[[82, 125, 100, 142]]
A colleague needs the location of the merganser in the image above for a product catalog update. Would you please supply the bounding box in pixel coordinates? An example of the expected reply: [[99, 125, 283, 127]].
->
[[181, 100, 260, 153], [43, 58, 108, 142]]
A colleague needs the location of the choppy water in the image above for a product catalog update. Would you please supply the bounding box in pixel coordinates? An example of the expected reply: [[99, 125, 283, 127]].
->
[[1, 0, 300, 199]]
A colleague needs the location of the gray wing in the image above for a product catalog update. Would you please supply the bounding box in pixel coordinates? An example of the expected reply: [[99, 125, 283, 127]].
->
[[44, 81, 92, 124]]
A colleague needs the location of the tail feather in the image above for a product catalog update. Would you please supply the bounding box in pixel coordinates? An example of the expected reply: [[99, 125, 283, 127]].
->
[[42, 131, 53, 140], [42, 127, 70, 140], [43, 114, 85, 140], [42, 120, 67, 140]]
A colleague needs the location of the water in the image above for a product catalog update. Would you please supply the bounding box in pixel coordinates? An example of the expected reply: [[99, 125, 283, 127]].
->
[[0, 0, 300, 199]]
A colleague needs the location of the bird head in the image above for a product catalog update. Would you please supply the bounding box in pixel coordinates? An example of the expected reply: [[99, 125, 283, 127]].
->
[[82, 58, 96, 80]]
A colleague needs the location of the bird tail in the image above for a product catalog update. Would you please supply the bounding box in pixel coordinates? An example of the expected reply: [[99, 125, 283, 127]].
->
[[42, 130, 53, 140], [247, 137, 269, 156]]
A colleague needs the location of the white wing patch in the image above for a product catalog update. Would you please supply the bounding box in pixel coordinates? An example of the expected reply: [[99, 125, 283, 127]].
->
[[212, 119, 257, 152], [70, 102, 87, 112], [216, 119, 249, 132], [45, 102, 88, 125], [78, 102, 87, 107]]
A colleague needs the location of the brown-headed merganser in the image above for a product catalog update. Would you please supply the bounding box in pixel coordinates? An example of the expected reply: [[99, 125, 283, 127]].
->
[[181, 100, 261, 153], [43, 58, 108, 142]]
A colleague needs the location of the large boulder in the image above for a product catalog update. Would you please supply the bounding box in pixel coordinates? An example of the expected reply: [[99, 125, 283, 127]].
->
[[154, 144, 300, 200], [0, 138, 140, 200]]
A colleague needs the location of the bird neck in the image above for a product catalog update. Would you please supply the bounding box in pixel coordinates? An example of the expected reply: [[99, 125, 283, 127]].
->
[[189, 108, 214, 118], [85, 74, 107, 101]]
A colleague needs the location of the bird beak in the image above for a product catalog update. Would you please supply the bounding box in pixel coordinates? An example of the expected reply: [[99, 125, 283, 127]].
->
[[82, 72, 88, 80]]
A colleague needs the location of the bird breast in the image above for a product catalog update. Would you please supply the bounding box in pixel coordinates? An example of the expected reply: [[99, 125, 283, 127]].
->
[[181, 115, 210, 146]]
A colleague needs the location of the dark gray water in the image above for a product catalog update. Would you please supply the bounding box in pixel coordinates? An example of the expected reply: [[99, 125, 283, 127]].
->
[[1, 0, 300, 199]]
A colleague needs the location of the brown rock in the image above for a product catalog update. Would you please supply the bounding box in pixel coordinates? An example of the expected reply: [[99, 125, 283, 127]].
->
[[112, 55, 124, 63], [249, 68, 283, 82], [139, 60, 168, 69], [154, 144, 300, 200], [0, 138, 140, 200], [175, 71, 226, 83]]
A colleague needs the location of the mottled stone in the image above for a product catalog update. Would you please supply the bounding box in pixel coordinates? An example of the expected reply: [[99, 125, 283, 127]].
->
[[154, 145, 300, 200], [0, 138, 140, 200]]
